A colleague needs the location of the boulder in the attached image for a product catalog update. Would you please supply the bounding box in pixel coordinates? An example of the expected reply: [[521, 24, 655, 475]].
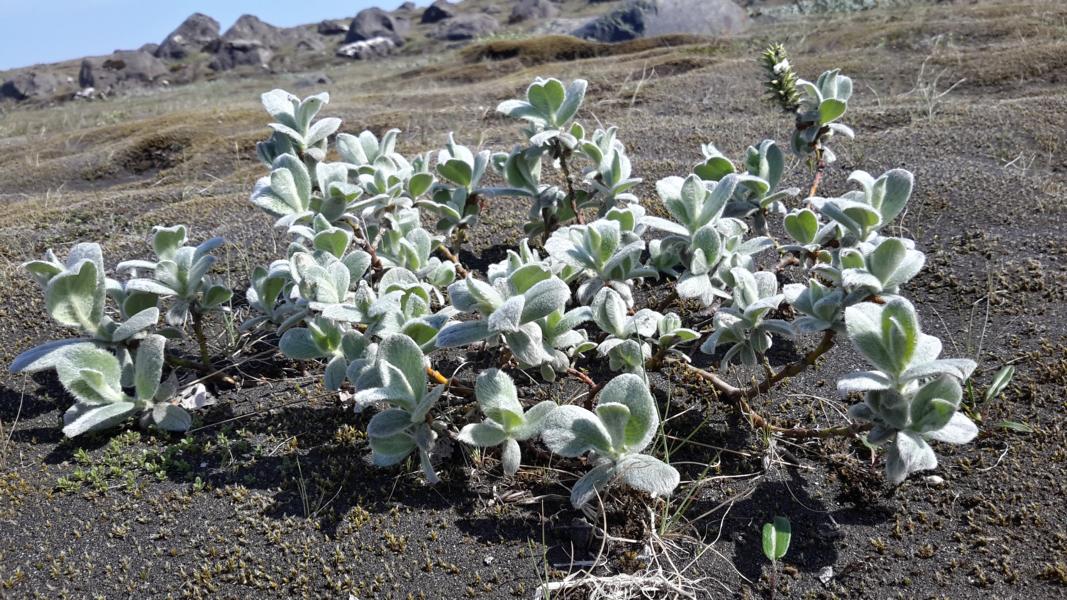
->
[[531, 17, 590, 35], [156, 12, 221, 60], [317, 19, 349, 35], [222, 14, 279, 46], [432, 14, 500, 41], [79, 50, 167, 92], [509, 0, 560, 24], [139, 42, 160, 54], [574, 0, 748, 42], [276, 24, 329, 50], [345, 8, 409, 46], [210, 40, 273, 71], [421, 0, 456, 24], [207, 14, 281, 70], [398, 2, 417, 10], [0, 71, 61, 102], [295, 37, 327, 52], [336, 36, 396, 60]]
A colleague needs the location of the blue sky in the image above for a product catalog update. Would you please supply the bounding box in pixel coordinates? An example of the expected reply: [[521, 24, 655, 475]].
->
[[0, 0, 409, 70]]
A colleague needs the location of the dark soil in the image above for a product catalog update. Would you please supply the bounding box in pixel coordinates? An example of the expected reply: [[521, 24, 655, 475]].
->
[[1, 1, 1066, 598]]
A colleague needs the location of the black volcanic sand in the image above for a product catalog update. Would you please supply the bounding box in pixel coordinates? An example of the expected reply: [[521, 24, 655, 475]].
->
[[0, 1, 1065, 598]]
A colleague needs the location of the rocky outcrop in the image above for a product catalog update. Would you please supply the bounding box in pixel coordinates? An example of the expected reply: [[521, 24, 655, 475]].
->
[[574, 0, 748, 42], [336, 37, 396, 60], [345, 8, 409, 46], [431, 14, 500, 41], [156, 13, 221, 60], [222, 14, 280, 45], [209, 15, 279, 71], [210, 40, 273, 71], [295, 37, 327, 52], [421, 0, 456, 24], [79, 51, 167, 93], [317, 19, 349, 35], [510, 0, 560, 24], [0, 71, 62, 102]]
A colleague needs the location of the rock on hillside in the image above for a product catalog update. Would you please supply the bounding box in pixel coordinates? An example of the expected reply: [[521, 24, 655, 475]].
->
[[317, 19, 349, 35], [0, 71, 63, 102], [431, 13, 500, 41], [345, 8, 410, 46], [1, 0, 754, 103], [510, 0, 560, 24], [336, 37, 396, 60], [575, 0, 749, 42], [210, 41, 273, 71], [79, 51, 167, 93], [421, 0, 457, 23], [222, 14, 280, 45], [209, 14, 280, 71], [155, 12, 221, 60]]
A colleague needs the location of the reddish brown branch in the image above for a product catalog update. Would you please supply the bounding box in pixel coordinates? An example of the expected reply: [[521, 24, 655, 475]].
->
[[677, 330, 853, 439], [567, 368, 602, 409], [436, 245, 469, 278], [426, 367, 473, 398]]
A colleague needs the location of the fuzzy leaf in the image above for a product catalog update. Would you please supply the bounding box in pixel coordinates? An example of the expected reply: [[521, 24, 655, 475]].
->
[[324, 355, 348, 391], [10, 339, 92, 374], [46, 260, 104, 331], [541, 405, 612, 457], [475, 368, 523, 418], [598, 373, 658, 453], [615, 454, 679, 499], [435, 320, 491, 347], [111, 307, 160, 342], [368, 408, 414, 438], [152, 403, 192, 432], [570, 462, 614, 508], [457, 422, 508, 447], [134, 334, 166, 402], [279, 328, 325, 359], [378, 334, 426, 401], [521, 277, 570, 323], [62, 401, 137, 437], [925, 412, 978, 445], [501, 438, 521, 476], [56, 345, 124, 405], [886, 430, 937, 484], [488, 296, 525, 333]]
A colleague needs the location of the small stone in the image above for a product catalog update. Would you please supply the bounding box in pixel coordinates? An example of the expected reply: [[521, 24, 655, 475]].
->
[[924, 475, 945, 486], [818, 566, 834, 585]]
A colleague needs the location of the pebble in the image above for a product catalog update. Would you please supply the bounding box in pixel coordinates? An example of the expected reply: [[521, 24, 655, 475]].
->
[[818, 566, 834, 585]]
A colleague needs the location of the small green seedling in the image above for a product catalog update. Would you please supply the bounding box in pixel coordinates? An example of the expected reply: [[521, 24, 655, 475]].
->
[[762, 515, 792, 598], [762, 515, 791, 561]]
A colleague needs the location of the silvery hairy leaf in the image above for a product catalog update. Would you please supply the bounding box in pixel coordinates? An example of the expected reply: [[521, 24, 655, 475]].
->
[[457, 369, 557, 475]]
